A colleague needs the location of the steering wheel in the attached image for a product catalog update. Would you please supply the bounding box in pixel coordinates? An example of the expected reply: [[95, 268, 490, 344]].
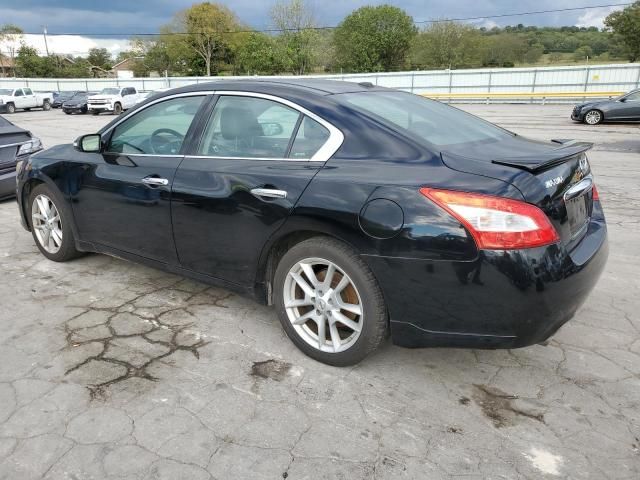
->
[[150, 128, 184, 155]]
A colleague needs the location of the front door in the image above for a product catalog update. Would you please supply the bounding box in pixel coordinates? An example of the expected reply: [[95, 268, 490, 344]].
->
[[13, 89, 29, 109], [71, 94, 208, 263], [172, 93, 336, 285], [612, 90, 640, 120]]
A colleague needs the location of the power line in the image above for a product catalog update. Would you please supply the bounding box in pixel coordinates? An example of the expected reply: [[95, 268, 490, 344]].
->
[[19, 2, 632, 37]]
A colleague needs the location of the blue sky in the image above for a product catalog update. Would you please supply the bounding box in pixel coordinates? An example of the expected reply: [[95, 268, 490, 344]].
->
[[0, 1, 627, 56]]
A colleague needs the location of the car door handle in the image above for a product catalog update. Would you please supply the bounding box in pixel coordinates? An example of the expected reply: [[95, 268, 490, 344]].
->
[[141, 176, 169, 186], [250, 188, 288, 199]]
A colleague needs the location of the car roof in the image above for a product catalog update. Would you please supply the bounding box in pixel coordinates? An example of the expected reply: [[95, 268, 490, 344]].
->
[[166, 78, 387, 97]]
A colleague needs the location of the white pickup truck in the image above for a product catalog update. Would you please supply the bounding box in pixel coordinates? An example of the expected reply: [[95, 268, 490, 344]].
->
[[87, 86, 142, 115], [0, 88, 53, 113]]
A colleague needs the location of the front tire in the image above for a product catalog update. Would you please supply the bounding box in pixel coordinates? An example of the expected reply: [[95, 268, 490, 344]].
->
[[91, 109, 99, 116], [42, 100, 51, 111], [584, 109, 603, 125], [28, 184, 82, 262], [113, 103, 122, 115], [5, 103, 15, 114], [273, 237, 387, 366]]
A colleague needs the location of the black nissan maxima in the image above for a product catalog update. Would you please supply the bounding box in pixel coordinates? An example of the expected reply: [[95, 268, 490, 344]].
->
[[15, 80, 608, 366]]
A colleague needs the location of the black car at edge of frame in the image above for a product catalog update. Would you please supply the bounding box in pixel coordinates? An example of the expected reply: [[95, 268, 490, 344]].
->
[[15, 80, 608, 366], [0, 115, 42, 200]]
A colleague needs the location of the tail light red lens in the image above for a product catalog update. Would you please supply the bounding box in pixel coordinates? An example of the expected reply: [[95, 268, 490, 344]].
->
[[420, 188, 560, 250], [592, 184, 600, 201]]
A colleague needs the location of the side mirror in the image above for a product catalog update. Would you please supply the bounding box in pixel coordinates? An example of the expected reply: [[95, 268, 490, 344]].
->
[[74, 134, 102, 153], [261, 122, 284, 136]]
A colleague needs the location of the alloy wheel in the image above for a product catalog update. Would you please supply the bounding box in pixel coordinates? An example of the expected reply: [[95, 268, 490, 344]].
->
[[283, 257, 364, 353], [32, 194, 63, 254], [584, 110, 601, 125]]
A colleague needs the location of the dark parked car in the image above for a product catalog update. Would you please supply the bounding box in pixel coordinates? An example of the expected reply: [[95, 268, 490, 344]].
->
[[0, 115, 42, 200], [53, 91, 85, 109], [572, 88, 640, 125], [15, 80, 608, 365], [62, 92, 94, 115]]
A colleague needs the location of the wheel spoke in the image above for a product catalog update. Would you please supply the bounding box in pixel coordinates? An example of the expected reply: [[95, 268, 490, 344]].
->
[[300, 263, 319, 287], [332, 311, 362, 333], [337, 300, 362, 316], [36, 197, 49, 219], [285, 297, 313, 308], [32, 213, 46, 222], [322, 263, 336, 290], [333, 275, 350, 294], [48, 233, 56, 251], [317, 315, 326, 349], [290, 272, 316, 298], [51, 229, 63, 247], [329, 322, 341, 351], [41, 228, 51, 247], [292, 310, 316, 326]]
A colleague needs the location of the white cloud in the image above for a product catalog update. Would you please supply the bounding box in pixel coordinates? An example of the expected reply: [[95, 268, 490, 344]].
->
[[0, 34, 130, 58], [575, 6, 619, 29]]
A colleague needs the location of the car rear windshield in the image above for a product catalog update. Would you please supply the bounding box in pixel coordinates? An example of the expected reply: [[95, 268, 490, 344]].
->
[[0, 89, 12, 96], [338, 91, 512, 147], [100, 88, 120, 95]]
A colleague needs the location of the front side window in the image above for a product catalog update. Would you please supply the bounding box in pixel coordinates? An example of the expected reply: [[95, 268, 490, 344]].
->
[[14, 89, 23, 97], [199, 95, 300, 158], [338, 91, 512, 147], [107, 95, 205, 155], [624, 91, 640, 102]]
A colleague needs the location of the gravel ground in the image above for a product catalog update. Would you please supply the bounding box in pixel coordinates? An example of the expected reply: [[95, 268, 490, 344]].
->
[[0, 105, 638, 479]]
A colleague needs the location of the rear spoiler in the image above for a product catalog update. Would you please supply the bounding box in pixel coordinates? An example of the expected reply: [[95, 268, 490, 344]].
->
[[491, 140, 593, 172]]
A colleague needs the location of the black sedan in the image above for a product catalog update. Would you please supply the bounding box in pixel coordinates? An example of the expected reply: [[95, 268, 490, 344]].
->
[[52, 91, 85, 109], [15, 80, 608, 365], [0, 115, 42, 200], [572, 88, 640, 125], [62, 92, 94, 115]]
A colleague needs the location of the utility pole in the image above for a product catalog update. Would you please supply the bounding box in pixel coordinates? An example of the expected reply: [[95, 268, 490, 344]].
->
[[43, 26, 50, 56]]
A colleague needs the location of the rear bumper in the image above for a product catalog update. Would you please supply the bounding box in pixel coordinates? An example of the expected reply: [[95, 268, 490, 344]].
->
[[365, 204, 608, 349]]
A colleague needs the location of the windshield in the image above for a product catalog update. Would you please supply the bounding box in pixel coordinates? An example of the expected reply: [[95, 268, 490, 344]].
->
[[100, 88, 120, 95], [70, 93, 87, 100], [338, 91, 512, 147], [0, 89, 12, 96]]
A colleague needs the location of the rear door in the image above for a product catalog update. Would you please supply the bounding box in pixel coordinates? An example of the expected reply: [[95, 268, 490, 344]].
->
[[172, 92, 338, 284]]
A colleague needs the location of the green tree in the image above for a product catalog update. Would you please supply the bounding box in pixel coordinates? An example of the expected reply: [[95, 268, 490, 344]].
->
[[235, 32, 285, 75], [15, 44, 56, 77], [333, 5, 417, 72], [87, 47, 112, 69], [605, 1, 640, 61], [270, 0, 317, 75], [410, 22, 482, 69], [573, 45, 593, 62], [165, 2, 238, 76]]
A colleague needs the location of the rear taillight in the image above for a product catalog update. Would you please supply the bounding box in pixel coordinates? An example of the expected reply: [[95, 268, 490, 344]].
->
[[592, 184, 600, 201], [420, 188, 560, 250]]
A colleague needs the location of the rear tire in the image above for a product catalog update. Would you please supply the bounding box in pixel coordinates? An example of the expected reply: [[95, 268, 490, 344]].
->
[[584, 109, 603, 125], [28, 184, 83, 262], [273, 237, 387, 366]]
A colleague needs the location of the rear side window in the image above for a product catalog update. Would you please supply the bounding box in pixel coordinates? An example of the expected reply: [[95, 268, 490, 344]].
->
[[338, 91, 511, 147], [199, 95, 300, 159], [289, 117, 330, 159], [23, 88, 33, 95]]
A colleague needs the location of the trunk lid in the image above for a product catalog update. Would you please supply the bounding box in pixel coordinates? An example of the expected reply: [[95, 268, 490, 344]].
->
[[441, 136, 595, 250]]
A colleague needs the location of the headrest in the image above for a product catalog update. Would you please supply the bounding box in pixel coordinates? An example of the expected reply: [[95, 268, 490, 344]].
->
[[220, 106, 262, 140]]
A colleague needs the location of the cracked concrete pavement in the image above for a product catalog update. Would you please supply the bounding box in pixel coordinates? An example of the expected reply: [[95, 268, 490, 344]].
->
[[0, 105, 638, 479]]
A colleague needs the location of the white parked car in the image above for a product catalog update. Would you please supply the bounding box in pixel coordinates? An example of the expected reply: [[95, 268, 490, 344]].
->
[[0, 88, 53, 113], [87, 86, 142, 115]]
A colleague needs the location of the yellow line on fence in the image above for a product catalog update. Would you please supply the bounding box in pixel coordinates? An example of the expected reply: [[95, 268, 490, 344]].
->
[[422, 91, 623, 99]]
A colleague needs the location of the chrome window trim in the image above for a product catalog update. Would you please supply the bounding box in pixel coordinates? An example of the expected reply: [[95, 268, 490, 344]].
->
[[101, 90, 344, 163]]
